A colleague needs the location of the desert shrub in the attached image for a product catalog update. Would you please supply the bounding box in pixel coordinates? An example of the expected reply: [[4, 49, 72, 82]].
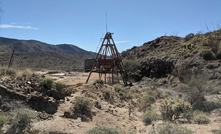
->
[[86, 126, 119, 134], [160, 97, 192, 121], [94, 79, 104, 84], [149, 123, 193, 134], [192, 101, 221, 112], [8, 108, 36, 133], [114, 85, 122, 92], [54, 82, 66, 91], [200, 49, 216, 60], [144, 88, 159, 98], [40, 78, 55, 90], [211, 128, 221, 134], [123, 59, 140, 73], [194, 115, 210, 124], [179, 74, 209, 105], [139, 95, 156, 112], [216, 50, 221, 59], [142, 111, 160, 125], [0, 68, 16, 78], [73, 96, 93, 121], [184, 33, 195, 42], [22, 72, 30, 78], [0, 116, 6, 128]]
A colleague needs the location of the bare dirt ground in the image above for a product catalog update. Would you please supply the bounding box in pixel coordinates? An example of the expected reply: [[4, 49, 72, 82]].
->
[[30, 71, 221, 134], [1, 70, 219, 134], [44, 72, 99, 86]]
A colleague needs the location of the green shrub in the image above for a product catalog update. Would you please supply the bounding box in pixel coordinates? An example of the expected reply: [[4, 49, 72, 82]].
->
[[142, 111, 160, 125], [211, 128, 221, 134], [74, 97, 93, 121], [40, 78, 55, 90], [194, 115, 210, 124], [160, 97, 192, 121], [74, 97, 93, 112], [200, 49, 216, 60], [114, 85, 122, 92], [139, 95, 156, 112], [0, 117, 6, 128], [0, 68, 16, 78], [149, 123, 193, 134], [123, 59, 140, 73], [216, 50, 221, 59], [86, 126, 119, 134], [192, 101, 221, 112], [55, 82, 66, 91], [94, 79, 104, 84], [8, 108, 36, 133], [184, 33, 195, 42]]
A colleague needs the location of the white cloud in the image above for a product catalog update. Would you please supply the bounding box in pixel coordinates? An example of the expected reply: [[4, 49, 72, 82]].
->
[[115, 41, 131, 43], [0, 24, 39, 30]]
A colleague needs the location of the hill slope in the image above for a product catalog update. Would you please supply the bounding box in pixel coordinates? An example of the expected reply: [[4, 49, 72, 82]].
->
[[0, 37, 95, 55]]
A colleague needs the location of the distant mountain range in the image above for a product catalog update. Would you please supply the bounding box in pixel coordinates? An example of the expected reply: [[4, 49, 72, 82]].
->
[[0, 37, 96, 70], [0, 37, 95, 55]]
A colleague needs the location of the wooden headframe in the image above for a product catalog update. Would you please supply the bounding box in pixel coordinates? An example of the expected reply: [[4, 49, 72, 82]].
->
[[85, 32, 127, 85]]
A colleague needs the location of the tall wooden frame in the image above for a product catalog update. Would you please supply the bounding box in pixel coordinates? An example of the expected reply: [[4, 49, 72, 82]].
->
[[85, 32, 127, 85]]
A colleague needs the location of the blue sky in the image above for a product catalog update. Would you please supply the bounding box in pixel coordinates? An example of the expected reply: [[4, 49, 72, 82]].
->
[[0, 0, 221, 52]]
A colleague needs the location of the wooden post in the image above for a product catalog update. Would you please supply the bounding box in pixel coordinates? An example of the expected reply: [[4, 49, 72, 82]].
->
[[8, 50, 15, 69]]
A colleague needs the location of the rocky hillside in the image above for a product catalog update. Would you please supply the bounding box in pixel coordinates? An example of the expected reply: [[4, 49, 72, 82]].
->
[[0, 37, 96, 70], [0, 51, 93, 71], [0, 37, 95, 55], [122, 29, 221, 81]]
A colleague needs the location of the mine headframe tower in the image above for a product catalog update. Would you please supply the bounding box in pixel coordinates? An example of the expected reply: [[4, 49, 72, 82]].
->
[[85, 32, 127, 85]]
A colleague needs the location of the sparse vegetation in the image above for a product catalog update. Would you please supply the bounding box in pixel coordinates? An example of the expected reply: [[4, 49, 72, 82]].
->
[[192, 101, 221, 112], [40, 78, 55, 90], [139, 95, 156, 112], [194, 115, 210, 124], [200, 49, 216, 60], [55, 82, 66, 92], [160, 97, 192, 121], [211, 127, 221, 134], [94, 79, 104, 84], [149, 123, 193, 134], [142, 111, 160, 125], [0, 116, 6, 128], [179, 74, 209, 105], [73, 96, 93, 121], [85, 126, 119, 134], [8, 108, 36, 133], [0, 68, 16, 78]]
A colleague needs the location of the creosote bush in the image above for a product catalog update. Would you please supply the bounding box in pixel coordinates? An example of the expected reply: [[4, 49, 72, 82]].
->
[[149, 123, 193, 134], [73, 96, 93, 121], [139, 95, 156, 112], [40, 78, 55, 90], [160, 97, 192, 121], [142, 111, 160, 125], [86, 126, 119, 134], [8, 108, 36, 133], [194, 115, 210, 124], [200, 49, 216, 60], [55, 82, 66, 92]]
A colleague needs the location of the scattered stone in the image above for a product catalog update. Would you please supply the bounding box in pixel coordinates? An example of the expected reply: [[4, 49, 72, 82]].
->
[[94, 101, 101, 109], [64, 111, 73, 118]]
